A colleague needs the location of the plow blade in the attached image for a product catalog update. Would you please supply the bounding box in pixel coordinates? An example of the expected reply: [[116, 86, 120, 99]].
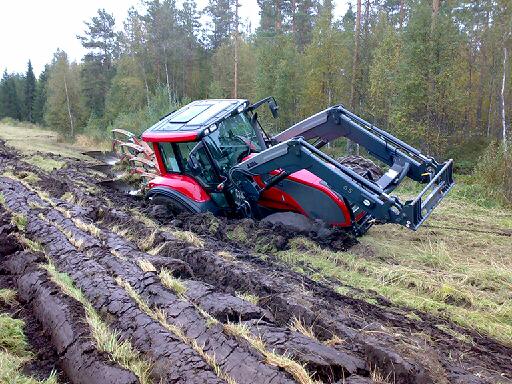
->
[[87, 164, 125, 178], [97, 179, 142, 196], [82, 151, 119, 165]]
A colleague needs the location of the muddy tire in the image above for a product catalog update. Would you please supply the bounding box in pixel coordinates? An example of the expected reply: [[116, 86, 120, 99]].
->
[[150, 193, 201, 215], [147, 187, 220, 217], [337, 155, 384, 182]]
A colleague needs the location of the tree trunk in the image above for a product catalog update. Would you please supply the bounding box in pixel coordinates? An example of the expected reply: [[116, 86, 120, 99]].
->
[[347, 0, 361, 154], [501, 45, 508, 152], [466, 42, 473, 135], [290, 0, 296, 35], [399, 0, 404, 31], [275, 0, 282, 32], [431, 0, 440, 31], [487, 76, 493, 137], [233, 0, 239, 98], [476, 10, 490, 131], [165, 58, 172, 106], [350, 0, 361, 112], [63, 75, 74, 139]]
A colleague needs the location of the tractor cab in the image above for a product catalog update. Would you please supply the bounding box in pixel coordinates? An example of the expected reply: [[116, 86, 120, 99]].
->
[[141, 98, 274, 215]]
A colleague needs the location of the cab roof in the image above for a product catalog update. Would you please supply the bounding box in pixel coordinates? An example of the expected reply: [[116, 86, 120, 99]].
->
[[142, 99, 248, 143]]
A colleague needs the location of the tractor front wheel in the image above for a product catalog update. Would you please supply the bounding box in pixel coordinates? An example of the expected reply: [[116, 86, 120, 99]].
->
[[149, 193, 202, 216]]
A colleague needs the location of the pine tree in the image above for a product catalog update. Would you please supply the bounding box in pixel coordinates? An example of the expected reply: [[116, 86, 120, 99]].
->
[[77, 9, 118, 118], [205, 0, 235, 49], [33, 65, 49, 125], [0, 70, 21, 120], [301, 0, 347, 117], [24, 60, 36, 122]]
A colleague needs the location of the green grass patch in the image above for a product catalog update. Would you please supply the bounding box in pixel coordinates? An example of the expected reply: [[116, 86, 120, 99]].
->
[[0, 313, 30, 356], [0, 350, 57, 384], [0, 124, 85, 159], [11, 212, 28, 231], [235, 291, 259, 305], [24, 155, 64, 172], [0, 289, 17, 306]]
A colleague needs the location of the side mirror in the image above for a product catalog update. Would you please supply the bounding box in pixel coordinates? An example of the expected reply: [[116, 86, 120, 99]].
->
[[269, 99, 279, 118]]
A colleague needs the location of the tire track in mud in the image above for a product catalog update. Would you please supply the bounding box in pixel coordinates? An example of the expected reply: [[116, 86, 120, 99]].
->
[[1, 142, 511, 384]]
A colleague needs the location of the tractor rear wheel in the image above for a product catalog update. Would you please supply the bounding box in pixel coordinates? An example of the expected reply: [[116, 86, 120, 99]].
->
[[337, 155, 384, 182]]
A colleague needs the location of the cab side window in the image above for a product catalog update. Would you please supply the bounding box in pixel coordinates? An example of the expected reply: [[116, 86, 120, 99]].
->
[[177, 142, 219, 186], [158, 142, 180, 172]]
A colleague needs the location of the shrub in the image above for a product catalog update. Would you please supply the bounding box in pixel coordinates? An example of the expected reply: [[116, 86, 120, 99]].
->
[[472, 142, 512, 206]]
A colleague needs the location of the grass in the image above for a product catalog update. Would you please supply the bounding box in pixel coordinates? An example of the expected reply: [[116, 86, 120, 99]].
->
[[289, 317, 317, 340], [0, 313, 30, 356], [137, 230, 158, 252], [171, 229, 205, 248], [0, 285, 57, 384], [273, 180, 512, 345], [15, 234, 43, 252], [45, 261, 152, 383], [24, 155, 64, 172], [0, 123, 106, 159], [159, 268, 187, 297], [0, 289, 17, 306], [11, 212, 28, 231], [235, 291, 259, 305], [72, 217, 101, 237], [61, 192, 76, 204], [17, 170, 40, 184], [0, 350, 57, 384]]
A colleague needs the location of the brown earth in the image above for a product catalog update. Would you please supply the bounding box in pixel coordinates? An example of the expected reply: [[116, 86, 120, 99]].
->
[[0, 139, 511, 384]]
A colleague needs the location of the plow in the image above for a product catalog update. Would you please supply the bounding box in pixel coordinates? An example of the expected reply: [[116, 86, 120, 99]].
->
[[89, 97, 454, 235]]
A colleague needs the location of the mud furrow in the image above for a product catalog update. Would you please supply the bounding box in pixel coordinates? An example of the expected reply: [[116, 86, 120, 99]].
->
[[0, 175, 375, 384], [4, 172, 498, 384], [1, 178, 304, 383], [1, 142, 511, 384], [0, 214, 139, 384], [0, 180, 227, 384], [16, 175, 365, 382]]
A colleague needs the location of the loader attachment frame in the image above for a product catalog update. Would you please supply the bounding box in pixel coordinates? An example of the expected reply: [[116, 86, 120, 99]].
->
[[231, 105, 454, 233], [273, 105, 449, 192]]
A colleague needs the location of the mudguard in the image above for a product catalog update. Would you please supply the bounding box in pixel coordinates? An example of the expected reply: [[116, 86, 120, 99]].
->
[[147, 186, 220, 214]]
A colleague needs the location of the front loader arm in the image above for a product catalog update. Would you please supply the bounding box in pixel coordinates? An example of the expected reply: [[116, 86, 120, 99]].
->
[[230, 136, 454, 232], [273, 106, 447, 192]]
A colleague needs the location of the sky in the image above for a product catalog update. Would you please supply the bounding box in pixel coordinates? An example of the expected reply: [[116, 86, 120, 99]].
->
[[0, 0, 349, 76]]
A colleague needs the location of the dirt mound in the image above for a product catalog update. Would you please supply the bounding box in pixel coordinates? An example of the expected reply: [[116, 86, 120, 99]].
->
[[0, 141, 511, 384], [337, 155, 384, 181]]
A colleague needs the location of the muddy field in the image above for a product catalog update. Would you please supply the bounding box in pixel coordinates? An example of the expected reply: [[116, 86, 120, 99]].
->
[[0, 138, 511, 384]]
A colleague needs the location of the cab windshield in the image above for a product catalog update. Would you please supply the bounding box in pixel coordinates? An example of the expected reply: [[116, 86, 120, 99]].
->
[[204, 112, 262, 174]]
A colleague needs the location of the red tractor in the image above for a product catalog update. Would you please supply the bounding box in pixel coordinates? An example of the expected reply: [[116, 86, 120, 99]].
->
[[97, 97, 453, 235]]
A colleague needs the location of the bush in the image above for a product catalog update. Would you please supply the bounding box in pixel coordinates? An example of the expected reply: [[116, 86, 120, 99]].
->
[[472, 142, 512, 206], [445, 137, 490, 174]]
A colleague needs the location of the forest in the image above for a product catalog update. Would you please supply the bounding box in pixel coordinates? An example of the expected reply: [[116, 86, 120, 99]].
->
[[0, 0, 511, 202]]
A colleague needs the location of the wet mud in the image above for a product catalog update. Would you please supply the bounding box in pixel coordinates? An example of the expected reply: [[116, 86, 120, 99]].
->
[[0, 139, 511, 384]]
